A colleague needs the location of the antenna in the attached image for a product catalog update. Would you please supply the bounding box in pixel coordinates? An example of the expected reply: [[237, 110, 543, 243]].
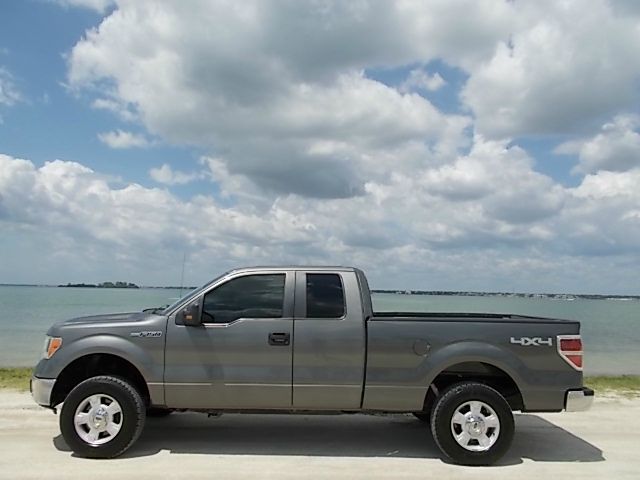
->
[[179, 252, 186, 298]]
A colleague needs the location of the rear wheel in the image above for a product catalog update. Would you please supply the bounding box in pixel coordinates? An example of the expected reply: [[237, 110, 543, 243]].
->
[[430, 382, 514, 466], [60, 375, 145, 458]]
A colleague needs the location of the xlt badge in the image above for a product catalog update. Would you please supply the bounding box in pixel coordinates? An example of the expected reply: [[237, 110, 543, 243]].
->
[[130, 331, 163, 338]]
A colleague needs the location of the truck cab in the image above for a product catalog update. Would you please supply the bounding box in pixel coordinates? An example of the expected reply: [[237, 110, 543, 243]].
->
[[164, 267, 368, 410]]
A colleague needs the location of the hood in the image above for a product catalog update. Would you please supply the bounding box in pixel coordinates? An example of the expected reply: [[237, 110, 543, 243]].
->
[[56, 311, 157, 327]]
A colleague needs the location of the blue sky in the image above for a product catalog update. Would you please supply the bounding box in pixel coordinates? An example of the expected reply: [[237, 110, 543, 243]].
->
[[0, 1, 212, 198], [1, 1, 640, 293]]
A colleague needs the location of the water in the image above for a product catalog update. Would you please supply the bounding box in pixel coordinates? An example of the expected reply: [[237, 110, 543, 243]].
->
[[1, 286, 638, 375], [0, 286, 183, 367]]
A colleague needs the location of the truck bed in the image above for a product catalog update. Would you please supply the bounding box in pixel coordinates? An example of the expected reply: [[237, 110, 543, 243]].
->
[[372, 311, 579, 325]]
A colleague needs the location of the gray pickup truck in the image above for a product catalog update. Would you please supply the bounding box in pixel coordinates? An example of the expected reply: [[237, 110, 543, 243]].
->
[[31, 266, 593, 465]]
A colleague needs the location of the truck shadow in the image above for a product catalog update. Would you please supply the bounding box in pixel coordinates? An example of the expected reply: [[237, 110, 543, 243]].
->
[[53, 413, 604, 465]]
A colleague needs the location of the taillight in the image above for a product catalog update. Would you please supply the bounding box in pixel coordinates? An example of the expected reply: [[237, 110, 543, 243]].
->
[[557, 335, 583, 371]]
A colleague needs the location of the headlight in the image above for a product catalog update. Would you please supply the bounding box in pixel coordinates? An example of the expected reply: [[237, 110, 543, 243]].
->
[[42, 336, 62, 359]]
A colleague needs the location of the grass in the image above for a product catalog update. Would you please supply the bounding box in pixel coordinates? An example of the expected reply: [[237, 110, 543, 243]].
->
[[0, 367, 32, 391], [0, 367, 639, 396], [584, 375, 640, 395]]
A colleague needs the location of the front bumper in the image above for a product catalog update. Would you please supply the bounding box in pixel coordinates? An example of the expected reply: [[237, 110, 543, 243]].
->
[[30, 376, 56, 407], [565, 387, 594, 412]]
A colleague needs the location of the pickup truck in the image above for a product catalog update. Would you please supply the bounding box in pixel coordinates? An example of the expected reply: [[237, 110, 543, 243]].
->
[[31, 266, 593, 465]]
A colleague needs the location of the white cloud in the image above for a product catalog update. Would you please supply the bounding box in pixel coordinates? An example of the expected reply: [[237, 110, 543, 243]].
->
[[1, 152, 640, 292], [555, 115, 640, 174], [65, 0, 640, 198], [462, 1, 640, 138], [5, 1, 636, 291], [400, 68, 446, 93], [91, 98, 136, 122], [97, 129, 150, 149], [149, 164, 199, 186], [421, 137, 565, 224], [0, 67, 21, 107], [66, 1, 513, 198]]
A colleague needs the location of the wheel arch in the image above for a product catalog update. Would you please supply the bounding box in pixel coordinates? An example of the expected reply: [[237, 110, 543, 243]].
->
[[420, 361, 524, 415], [50, 353, 150, 407], [416, 342, 527, 414]]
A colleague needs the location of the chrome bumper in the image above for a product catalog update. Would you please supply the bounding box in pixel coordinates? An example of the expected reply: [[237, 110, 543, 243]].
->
[[30, 376, 56, 407], [565, 387, 594, 412]]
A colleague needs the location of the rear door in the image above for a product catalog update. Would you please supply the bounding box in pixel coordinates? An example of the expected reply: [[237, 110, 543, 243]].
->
[[292, 270, 366, 409]]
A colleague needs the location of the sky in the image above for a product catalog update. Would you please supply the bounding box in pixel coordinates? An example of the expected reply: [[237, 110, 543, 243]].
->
[[1, 0, 640, 294]]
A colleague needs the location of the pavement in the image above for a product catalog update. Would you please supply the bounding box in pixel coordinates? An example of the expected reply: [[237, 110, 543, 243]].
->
[[0, 390, 636, 479]]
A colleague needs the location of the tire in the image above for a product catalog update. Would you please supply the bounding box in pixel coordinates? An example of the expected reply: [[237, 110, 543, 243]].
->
[[60, 376, 146, 458], [430, 382, 514, 466], [413, 412, 431, 422], [146, 407, 174, 418]]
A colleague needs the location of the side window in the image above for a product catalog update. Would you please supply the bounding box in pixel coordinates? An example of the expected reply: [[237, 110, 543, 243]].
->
[[306, 273, 345, 318], [202, 274, 285, 323]]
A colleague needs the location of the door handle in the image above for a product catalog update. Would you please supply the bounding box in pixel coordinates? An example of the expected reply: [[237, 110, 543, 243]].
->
[[268, 332, 290, 346]]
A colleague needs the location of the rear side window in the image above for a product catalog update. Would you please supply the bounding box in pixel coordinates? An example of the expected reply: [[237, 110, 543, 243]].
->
[[203, 274, 285, 323], [306, 274, 345, 318]]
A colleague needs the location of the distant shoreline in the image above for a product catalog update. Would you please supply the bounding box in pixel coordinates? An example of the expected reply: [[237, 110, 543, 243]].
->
[[0, 284, 196, 290], [0, 284, 637, 299], [58, 282, 140, 289], [370, 290, 640, 301]]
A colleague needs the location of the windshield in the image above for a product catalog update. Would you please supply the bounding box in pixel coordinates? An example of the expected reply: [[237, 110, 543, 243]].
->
[[160, 271, 229, 315]]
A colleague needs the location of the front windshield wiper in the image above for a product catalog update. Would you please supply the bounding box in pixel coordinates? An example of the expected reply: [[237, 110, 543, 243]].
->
[[142, 307, 168, 314]]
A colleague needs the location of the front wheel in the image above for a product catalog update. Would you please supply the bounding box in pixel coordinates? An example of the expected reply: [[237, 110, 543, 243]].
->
[[430, 382, 514, 466], [60, 376, 146, 458]]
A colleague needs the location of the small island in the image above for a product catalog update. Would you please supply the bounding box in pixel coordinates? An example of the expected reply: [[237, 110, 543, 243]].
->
[[58, 281, 140, 289]]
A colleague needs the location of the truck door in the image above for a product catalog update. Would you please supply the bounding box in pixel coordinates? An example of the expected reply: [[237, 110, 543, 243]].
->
[[164, 271, 294, 409], [292, 270, 366, 409]]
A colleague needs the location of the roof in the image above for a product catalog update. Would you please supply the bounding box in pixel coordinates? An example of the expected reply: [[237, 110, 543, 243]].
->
[[228, 265, 357, 274]]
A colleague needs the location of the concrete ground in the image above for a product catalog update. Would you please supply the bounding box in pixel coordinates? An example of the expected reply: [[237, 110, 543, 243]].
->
[[0, 391, 636, 479]]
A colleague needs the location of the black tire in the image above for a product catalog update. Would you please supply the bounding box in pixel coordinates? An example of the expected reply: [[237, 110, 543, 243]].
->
[[430, 382, 514, 466], [146, 407, 174, 417], [60, 376, 146, 458], [413, 412, 431, 422]]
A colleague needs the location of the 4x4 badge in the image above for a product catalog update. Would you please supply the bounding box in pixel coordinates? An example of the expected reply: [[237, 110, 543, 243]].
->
[[510, 336, 552, 346]]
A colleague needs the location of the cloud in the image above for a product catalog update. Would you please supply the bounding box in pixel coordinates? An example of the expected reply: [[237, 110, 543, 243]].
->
[[555, 115, 640, 174], [97, 129, 150, 149], [91, 98, 136, 122], [0, 67, 21, 108], [149, 164, 199, 186], [399, 68, 446, 93], [462, 1, 640, 138], [1, 152, 640, 292], [64, 0, 640, 198], [6, 1, 637, 292], [65, 1, 514, 198], [422, 137, 565, 224]]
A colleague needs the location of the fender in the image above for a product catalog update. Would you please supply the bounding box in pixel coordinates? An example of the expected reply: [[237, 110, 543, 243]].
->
[[420, 340, 528, 392], [36, 333, 163, 386]]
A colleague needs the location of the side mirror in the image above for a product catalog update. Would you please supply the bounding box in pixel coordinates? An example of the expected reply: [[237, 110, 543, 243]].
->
[[179, 300, 201, 326]]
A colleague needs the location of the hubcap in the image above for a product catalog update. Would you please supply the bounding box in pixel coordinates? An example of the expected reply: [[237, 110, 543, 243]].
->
[[450, 400, 500, 452], [74, 394, 123, 445]]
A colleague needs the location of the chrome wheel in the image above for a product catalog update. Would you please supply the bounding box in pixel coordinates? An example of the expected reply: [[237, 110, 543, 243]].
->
[[450, 400, 500, 452], [74, 394, 123, 445]]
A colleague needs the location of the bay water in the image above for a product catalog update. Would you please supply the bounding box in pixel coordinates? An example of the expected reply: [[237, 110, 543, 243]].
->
[[0, 286, 638, 375]]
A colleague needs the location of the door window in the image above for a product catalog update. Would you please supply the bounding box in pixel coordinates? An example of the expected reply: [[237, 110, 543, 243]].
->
[[306, 273, 345, 318], [202, 274, 285, 323]]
